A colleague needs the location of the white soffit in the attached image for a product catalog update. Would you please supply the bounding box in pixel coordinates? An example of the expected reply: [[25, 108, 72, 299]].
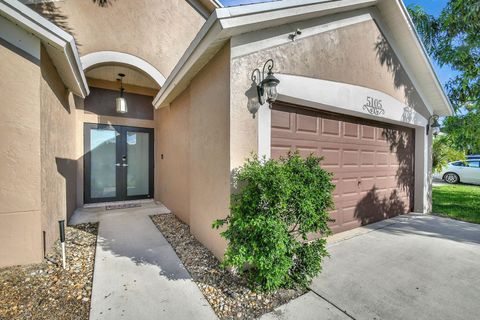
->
[[0, 0, 88, 98], [153, 0, 452, 117]]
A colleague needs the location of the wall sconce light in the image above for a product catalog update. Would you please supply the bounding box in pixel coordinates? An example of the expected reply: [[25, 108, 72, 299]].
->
[[426, 114, 440, 136], [116, 73, 128, 114], [251, 59, 280, 112]]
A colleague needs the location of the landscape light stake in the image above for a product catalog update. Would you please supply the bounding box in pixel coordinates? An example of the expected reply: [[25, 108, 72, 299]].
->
[[59, 220, 66, 269]]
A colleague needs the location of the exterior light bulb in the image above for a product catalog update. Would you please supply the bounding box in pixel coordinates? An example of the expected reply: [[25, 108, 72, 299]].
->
[[116, 73, 128, 114], [116, 96, 128, 113]]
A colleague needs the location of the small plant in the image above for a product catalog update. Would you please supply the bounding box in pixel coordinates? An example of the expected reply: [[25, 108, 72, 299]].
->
[[213, 152, 335, 291]]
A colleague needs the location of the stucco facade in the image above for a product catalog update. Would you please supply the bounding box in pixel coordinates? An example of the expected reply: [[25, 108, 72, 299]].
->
[[230, 17, 431, 168], [156, 44, 230, 259], [30, 0, 205, 78], [40, 45, 78, 253], [0, 37, 42, 267], [0, 0, 451, 267]]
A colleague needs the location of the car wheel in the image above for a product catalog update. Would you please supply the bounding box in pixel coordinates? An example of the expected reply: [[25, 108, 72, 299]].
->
[[443, 172, 460, 184]]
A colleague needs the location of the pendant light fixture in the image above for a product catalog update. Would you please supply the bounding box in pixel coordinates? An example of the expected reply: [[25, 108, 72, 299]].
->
[[116, 73, 128, 114]]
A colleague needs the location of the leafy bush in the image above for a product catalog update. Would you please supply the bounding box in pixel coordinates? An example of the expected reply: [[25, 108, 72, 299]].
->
[[432, 135, 465, 172], [212, 152, 335, 291]]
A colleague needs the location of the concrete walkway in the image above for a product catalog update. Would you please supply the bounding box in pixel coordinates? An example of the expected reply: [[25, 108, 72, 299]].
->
[[70, 201, 217, 320], [262, 214, 480, 320]]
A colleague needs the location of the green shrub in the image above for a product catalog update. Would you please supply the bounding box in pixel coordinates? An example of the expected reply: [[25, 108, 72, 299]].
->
[[212, 152, 335, 291]]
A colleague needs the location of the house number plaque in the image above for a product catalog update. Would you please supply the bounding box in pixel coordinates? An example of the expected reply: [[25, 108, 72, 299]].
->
[[363, 96, 385, 116]]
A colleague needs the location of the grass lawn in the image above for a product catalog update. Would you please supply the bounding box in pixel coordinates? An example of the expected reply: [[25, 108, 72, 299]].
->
[[432, 184, 480, 224]]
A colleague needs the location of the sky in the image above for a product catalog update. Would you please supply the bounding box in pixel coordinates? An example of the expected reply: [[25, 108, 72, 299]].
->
[[219, 0, 456, 88]]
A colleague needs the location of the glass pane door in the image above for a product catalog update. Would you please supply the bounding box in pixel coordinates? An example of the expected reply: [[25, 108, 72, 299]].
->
[[126, 131, 150, 196], [84, 124, 153, 204], [89, 126, 118, 199]]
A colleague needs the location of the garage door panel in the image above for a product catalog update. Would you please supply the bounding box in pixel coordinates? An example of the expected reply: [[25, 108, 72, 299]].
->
[[375, 151, 389, 167], [296, 114, 319, 134], [271, 104, 414, 233], [322, 118, 341, 136], [343, 122, 360, 139], [271, 111, 292, 130], [296, 147, 319, 158], [320, 147, 341, 168], [376, 128, 388, 141], [271, 146, 292, 159], [340, 177, 361, 195], [361, 125, 376, 140], [342, 149, 360, 167]]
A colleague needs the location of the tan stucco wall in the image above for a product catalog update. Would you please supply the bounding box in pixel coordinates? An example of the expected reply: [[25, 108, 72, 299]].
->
[[188, 45, 230, 259], [0, 40, 42, 267], [31, 0, 205, 77], [155, 92, 191, 224], [230, 19, 431, 168], [40, 45, 78, 252], [156, 45, 230, 259]]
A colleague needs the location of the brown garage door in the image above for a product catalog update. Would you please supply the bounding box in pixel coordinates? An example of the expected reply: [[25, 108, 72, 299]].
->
[[271, 103, 414, 233]]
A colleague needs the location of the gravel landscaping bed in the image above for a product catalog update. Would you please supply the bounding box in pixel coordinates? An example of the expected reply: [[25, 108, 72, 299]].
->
[[151, 214, 305, 319], [0, 223, 98, 320]]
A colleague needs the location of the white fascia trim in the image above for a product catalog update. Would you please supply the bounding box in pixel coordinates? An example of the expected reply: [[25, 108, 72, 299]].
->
[[0, 13, 40, 59], [153, 0, 375, 108], [81, 51, 167, 88], [153, 0, 450, 115], [396, 0, 453, 115], [276, 74, 428, 127], [153, 10, 222, 108], [371, 9, 434, 116], [211, 0, 223, 8], [0, 0, 88, 97], [217, 0, 376, 30], [376, 0, 452, 116], [186, 0, 210, 19]]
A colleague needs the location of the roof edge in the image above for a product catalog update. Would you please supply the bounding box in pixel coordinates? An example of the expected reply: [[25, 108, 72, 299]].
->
[[154, 0, 377, 108], [394, 0, 453, 115], [0, 0, 89, 98]]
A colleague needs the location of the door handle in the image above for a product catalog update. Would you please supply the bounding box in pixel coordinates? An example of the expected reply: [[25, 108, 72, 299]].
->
[[122, 164, 128, 167], [116, 163, 121, 167]]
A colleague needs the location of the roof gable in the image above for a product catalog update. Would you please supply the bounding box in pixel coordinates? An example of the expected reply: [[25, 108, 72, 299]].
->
[[153, 0, 452, 116]]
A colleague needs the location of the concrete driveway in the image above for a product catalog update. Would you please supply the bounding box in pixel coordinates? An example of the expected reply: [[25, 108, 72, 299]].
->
[[263, 214, 480, 320]]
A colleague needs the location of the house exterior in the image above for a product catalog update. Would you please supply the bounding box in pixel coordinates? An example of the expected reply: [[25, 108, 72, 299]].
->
[[0, 0, 452, 267]]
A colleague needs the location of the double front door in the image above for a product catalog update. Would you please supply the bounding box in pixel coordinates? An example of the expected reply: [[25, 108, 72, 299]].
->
[[84, 124, 154, 203]]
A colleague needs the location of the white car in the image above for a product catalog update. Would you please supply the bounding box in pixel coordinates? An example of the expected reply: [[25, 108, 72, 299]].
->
[[434, 160, 480, 185]]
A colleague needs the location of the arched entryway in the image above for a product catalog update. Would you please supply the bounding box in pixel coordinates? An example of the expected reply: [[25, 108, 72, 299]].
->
[[78, 51, 165, 205]]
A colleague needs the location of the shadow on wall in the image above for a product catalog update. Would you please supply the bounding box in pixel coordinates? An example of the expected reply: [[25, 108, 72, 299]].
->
[[91, 0, 117, 7], [30, 1, 76, 40], [351, 34, 419, 224], [353, 127, 414, 225], [383, 128, 415, 198], [55, 157, 78, 220], [354, 187, 407, 226], [29, 0, 116, 45], [375, 35, 430, 127]]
